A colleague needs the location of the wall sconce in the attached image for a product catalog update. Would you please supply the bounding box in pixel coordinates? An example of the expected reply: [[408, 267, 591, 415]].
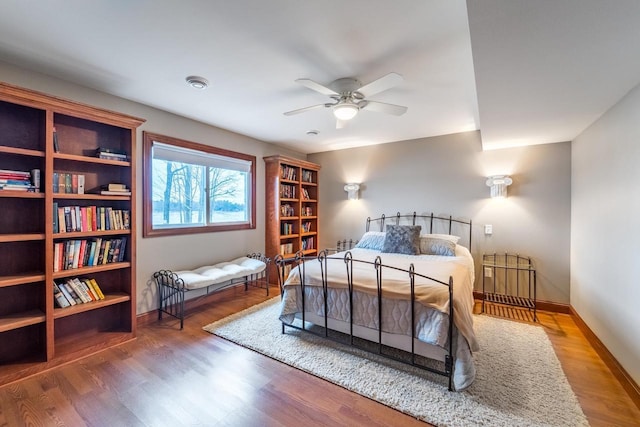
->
[[486, 175, 513, 198], [344, 183, 360, 200]]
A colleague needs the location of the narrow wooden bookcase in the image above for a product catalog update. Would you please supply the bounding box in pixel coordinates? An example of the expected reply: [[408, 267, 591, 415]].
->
[[0, 82, 144, 385], [264, 155, 320, 284]]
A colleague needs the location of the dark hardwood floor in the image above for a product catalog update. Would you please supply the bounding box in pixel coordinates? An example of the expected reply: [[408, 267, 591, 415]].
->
[[0, 286, 638, 426]]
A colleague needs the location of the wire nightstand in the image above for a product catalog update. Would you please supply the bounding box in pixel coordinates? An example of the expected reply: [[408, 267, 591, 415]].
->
[[482, 253, 537, 321]]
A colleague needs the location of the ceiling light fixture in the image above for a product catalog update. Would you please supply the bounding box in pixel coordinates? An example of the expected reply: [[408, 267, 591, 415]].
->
[[333, 101, 359, 121], [185, 75, 209, 90], [306, 130, 319, 136]]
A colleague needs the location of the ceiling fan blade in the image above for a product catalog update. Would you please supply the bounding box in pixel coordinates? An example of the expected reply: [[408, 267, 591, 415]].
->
[[357, 72, 403, 98], [283, 104, 327, 116], [295, 78, 339, 96], [336, 119, 349, 129], [361, 100, 408, 116]]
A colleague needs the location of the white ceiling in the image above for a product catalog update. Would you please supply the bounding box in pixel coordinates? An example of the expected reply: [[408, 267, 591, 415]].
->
[[0, 1, 639, 154]]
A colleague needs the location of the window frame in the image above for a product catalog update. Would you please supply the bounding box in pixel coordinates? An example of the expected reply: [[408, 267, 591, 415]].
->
[[142, 131, 256, 238]]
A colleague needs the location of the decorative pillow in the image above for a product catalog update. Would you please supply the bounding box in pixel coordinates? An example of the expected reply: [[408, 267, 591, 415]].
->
[[422, 233, 460, 244], [354, 231, 386, 250], [381, 225, 421, 255], [420, 236, 456, 256]]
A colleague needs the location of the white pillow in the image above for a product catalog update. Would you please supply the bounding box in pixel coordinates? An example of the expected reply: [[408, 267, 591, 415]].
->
[[421, 233, 460, 244], [354, 231, 386, 250], [419, 236, 456, 256]]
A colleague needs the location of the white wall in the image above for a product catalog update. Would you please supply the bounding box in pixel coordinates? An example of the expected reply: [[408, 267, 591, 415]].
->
[[0, 61, 303, 315], [308, 131, 572, 303], [572, 84, 640, 385]]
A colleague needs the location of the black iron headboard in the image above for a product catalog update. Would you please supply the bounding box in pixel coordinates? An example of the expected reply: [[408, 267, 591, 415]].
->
[[365, 212, 472, 250]]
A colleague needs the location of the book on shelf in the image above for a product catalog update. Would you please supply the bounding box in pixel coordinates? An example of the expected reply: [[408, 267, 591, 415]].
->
[[95, 147, 128, 161], [53, 126, 59, 153], [77, 174, 85, 194], [53, 282, 71, 308], [99, 189, 131, 196], [91, 183, 131, 196], [102, 183, 128, 191], [65, 173, 72, 193], [57, 282, 78, 306]]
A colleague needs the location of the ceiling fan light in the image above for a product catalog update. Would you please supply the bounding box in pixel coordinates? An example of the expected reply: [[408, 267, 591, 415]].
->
[[333, 103, 359, 120]]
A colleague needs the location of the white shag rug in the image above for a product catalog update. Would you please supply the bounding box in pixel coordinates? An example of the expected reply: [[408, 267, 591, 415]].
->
[[203, 298, 589, 427]]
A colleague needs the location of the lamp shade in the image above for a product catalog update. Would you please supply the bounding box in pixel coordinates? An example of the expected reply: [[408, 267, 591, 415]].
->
[[486, 175, 513, 198], [344, 183, 360, 200], [333, 102, 359, 120]]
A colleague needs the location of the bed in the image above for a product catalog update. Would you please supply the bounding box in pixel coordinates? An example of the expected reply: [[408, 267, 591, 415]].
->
[[275, 213, 479, 391]]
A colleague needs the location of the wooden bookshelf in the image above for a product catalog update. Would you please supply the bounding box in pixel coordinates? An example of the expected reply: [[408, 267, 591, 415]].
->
[[0, 82, 144, 386], [264, 155, 320, 283]]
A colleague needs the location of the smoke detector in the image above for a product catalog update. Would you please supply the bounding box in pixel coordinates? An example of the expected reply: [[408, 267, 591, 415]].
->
[[185, 76, 209, 89]]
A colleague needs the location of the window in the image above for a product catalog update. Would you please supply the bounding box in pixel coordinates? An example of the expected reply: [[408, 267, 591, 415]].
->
[[143, 132, 256, 237]]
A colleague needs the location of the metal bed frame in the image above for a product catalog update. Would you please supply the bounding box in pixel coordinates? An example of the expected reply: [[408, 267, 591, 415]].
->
[[153, 253, 270, 329], [275, 213, 472, 391]]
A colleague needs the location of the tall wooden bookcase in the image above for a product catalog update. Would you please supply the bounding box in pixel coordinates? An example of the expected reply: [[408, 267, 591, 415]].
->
[[0, 82, 144, 385], [264, 155, 321, 283]]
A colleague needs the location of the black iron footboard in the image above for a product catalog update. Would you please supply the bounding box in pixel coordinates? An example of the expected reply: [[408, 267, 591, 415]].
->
[[153, 253, 270, 330], [275, 250, 455, 391]]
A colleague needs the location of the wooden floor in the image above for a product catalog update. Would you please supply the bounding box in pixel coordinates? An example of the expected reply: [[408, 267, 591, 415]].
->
[[0, 286, 639, 426]]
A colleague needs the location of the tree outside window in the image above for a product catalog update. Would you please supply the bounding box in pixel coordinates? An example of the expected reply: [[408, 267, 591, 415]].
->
[[143, 132, 255, 237]]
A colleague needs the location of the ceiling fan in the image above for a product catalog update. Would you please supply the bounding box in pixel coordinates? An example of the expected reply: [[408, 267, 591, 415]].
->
[[284, 72, 408, 129]]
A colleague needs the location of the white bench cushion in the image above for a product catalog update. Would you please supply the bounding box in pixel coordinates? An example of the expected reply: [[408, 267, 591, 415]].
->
[[175, 256, 267, 290]]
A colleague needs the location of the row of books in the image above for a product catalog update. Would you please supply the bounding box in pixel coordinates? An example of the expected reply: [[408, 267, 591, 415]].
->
[[280, 203, 295, 217], [53, 277, 106, 308], [301, 236, 315, 250], [301, 188, 312, 200], [53, 237, 127, 271], [279, 242, 295, 255], [301, 221, 313, 232], [301, 206, 314, 217], [280, 184, 296, 199], [53, 172, 85, 194], [301, 170, 314, 183], [0, 168, 39, 192], [280, 165, 297, 181], [53, 203, 130, 233], [281, 222, 295, 235]]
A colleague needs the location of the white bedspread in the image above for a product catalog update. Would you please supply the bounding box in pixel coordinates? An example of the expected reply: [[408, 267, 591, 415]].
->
[[279, 246, 479, 390]]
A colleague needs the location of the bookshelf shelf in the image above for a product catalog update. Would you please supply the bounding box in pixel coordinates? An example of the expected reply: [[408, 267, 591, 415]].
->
[[0, 146, 45, 157], [53, 152, 130, 167], [53, 229, 131, 239], [0, 273, 46, 288], [0, 233, 45, 243], [264, 155, 320, 284], [0, 310, 46, 333], [0, 81, 144, 385], [0, 191, 45, 199], [53, 193, 131, 201], [53, 293, 130, 319], [52, 262, 132, 279]]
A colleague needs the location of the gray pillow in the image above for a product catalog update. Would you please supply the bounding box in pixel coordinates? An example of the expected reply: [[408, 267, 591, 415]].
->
[[382, 225, 421, 255], [420, 236, 456, 256]]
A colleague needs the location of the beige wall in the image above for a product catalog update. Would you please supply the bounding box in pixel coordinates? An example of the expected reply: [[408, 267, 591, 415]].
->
[[572, 83, 640, 385], [308, 131, 572, 303], [0, 60, 303, 315]]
